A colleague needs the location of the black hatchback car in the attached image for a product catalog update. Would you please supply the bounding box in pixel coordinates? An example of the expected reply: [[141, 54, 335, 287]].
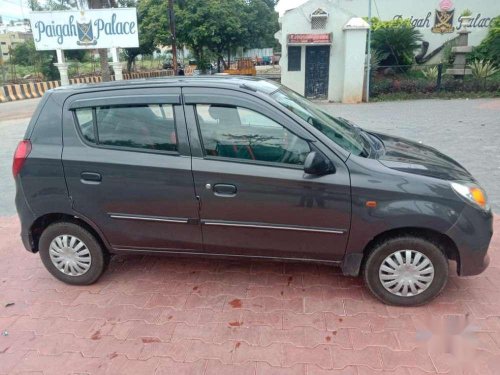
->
[[14, 77, 493, 306]]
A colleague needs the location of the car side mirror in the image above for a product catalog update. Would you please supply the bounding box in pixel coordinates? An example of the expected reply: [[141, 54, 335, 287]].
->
[[303, 151, 334, 176]]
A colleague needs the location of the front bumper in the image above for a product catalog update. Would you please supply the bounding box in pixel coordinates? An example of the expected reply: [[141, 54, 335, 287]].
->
[[446, 204, 493, 276]]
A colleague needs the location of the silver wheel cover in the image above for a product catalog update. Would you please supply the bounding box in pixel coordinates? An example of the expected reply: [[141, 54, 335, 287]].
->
[[379, 250, 435, 297], [49, 234, 92, 276]]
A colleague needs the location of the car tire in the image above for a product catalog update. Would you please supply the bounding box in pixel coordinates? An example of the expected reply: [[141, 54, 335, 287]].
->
[[39, 222, 108, 285], [363, 236, 448, 306]]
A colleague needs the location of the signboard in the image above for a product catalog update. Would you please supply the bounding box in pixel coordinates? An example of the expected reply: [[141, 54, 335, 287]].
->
[[288, 33, 332, 45], [30, 8, 139, 50]]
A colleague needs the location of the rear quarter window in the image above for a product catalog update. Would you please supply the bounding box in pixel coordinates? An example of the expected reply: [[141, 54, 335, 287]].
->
[[75, 108, 95, 143], [74, 104, 178, 153]]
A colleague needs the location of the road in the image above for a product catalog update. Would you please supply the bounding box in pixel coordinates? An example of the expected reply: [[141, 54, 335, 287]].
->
[[0, 99, 39, 216], [1, 97, 499, 216]]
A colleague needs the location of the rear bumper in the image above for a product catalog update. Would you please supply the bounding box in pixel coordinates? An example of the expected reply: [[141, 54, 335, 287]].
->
[[446, 204, 493, 276], [15, 178, 36, 253]]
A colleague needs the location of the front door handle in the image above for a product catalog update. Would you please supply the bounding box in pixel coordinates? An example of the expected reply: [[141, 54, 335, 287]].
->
[[212, 183, 237, 197], [81, 172, 102, 184]]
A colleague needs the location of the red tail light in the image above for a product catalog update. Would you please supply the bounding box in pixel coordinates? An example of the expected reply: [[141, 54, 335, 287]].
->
[[12, 140, 32, 177]]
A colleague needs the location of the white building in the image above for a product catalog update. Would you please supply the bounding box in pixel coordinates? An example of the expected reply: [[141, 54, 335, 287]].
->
[[276, 0, 369, 103], [0, 19, 31, 34], [276, 0, 498, 103]]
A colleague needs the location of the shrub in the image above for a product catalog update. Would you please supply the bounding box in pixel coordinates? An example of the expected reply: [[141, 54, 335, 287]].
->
[[10, 40, 38, 66], [10, 40, 59, 80], [470, 59, 499, 79], [370, 17, 423, 70], [368, 50, 386, 76], [370, 75, 499, 97], [441, 38, 460, 66], [421, 66, 439, 80], [371, 78, 435, 96], [461, 9, 473, 17], [370, 79, 393, 96], [441, 78, 499, 92]]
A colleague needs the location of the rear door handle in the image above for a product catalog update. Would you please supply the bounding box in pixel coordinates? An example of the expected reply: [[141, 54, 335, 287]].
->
[[81, 172, 102, 184], [212, 183, 237, 197]]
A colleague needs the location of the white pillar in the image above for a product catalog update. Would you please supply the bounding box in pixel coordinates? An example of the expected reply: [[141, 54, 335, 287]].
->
[[54, 49, 70, 86], [341, 18, 369, 103], [110, 47, 123, 81]]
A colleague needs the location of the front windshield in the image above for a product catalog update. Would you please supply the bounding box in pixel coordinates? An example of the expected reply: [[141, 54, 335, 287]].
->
[[271, 87, 369, 157]]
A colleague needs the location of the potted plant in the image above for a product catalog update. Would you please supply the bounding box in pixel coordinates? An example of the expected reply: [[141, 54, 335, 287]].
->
[[460, 9, 474, 29]]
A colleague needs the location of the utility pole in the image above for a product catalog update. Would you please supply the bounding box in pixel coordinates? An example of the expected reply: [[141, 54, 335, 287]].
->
[[0, 42, 5, 84], [365, 0, 372, 102], [168, 0, 178, 75]]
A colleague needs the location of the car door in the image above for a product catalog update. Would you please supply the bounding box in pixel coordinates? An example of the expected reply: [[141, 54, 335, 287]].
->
[[183, 87, 351, 262], [61, 87, 202, 252]]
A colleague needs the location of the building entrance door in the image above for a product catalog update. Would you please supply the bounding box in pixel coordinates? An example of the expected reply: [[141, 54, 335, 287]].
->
[[305, 46, 330, 99]]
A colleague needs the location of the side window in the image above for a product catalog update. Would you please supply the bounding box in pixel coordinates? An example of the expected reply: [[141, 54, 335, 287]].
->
[[195, 104, 310, 166], [237, 107, 281, 128], [74, 104, 177, 152], [75, 108, 95, 143]]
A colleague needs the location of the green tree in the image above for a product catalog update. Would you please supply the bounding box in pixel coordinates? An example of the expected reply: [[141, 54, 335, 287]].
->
[[123, 0, 167, 72], [11, 40, 59, 80], [370, 17, 423, 70], [243, 0, 280, 49], [27, 0, 44, 11], [177, 0, 245, 68], [176, 0, 278, 69], [123, 0, 190, 72], [469, 16, 500, 65]]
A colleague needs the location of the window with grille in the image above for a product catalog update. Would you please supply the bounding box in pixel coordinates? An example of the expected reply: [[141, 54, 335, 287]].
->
[[311, 8, 328, 30]]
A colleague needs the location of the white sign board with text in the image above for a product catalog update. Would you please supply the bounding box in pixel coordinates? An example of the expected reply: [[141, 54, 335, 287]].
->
[[30, 8, 139, 50]]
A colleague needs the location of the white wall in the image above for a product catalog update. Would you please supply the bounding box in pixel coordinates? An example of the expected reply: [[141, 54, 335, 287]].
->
[[277, 0, 368, 103], [323, 0, 496, 52], [240, 48, 274, 58], [341, 24, 368, 103], [278, 41, 308, 95]]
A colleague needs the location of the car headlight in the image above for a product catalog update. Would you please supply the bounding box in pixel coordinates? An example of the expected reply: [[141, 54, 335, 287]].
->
[[451, 182, 489, 210]]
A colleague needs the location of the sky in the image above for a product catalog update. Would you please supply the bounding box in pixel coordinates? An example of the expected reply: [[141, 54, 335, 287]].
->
[[277, 0, 309, 14], [0, 0, 31, 22], [0, 0, 307, 23]]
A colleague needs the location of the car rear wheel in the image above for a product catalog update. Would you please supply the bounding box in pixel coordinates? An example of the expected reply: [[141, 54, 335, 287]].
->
[[39, 222, 108, 285], [363, 236, 448, 306]]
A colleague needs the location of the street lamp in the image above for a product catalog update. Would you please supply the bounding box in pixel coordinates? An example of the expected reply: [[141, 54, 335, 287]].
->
[[0, 43, 5, 83]]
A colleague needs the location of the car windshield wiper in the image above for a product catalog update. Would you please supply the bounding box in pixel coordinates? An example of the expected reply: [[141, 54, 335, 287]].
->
[[337, 117, 373, 157], [337, 117, 388, 158]]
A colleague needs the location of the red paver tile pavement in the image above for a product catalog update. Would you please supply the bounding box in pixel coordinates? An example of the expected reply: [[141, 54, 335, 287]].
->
[[0, 214, 499, 374]]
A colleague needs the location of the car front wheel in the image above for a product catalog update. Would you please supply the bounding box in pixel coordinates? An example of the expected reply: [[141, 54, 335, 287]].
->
[[39, 222, 108, 285], [363, 236, 449, 306]]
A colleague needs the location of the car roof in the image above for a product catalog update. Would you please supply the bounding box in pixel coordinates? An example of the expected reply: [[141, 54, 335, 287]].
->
[[52, 76, 282, 96]]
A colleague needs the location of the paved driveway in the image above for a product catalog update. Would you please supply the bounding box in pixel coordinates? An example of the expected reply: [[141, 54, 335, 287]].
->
[[1, 214, 500, 374], [0, 97, 499, 374], [0, 98, 39, 216]]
